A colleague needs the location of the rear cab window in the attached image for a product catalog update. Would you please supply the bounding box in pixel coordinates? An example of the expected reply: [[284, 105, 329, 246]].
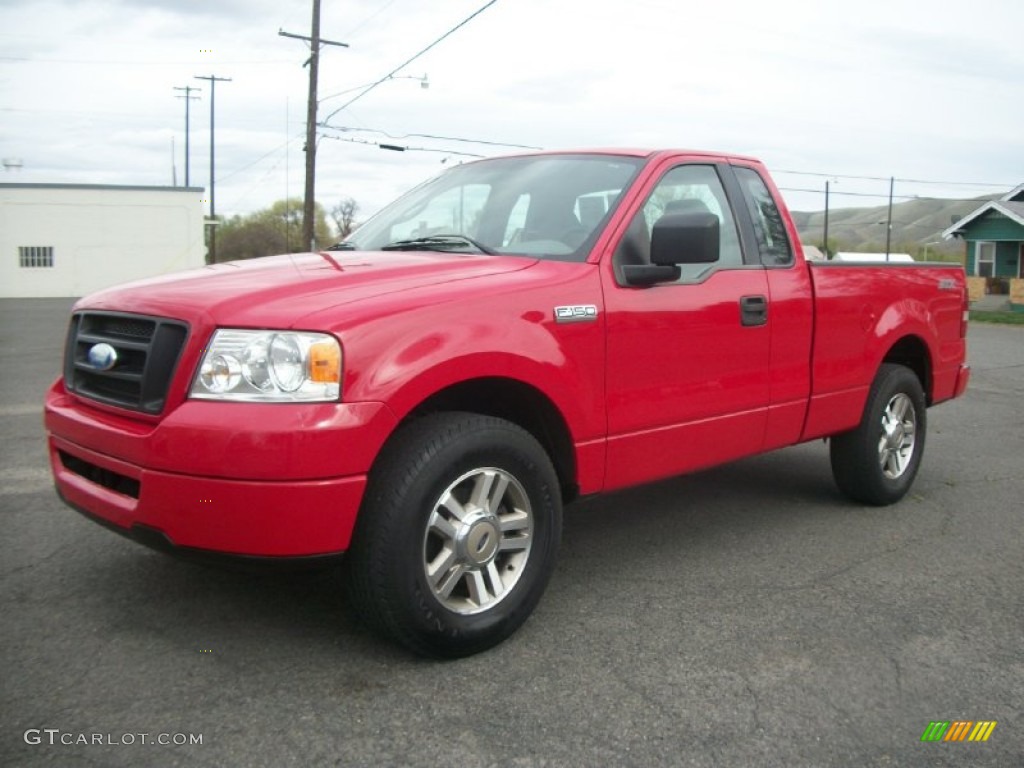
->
[[733, 166, 793, 266]]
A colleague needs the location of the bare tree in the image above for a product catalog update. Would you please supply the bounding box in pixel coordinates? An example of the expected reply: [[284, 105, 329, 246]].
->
[[330, 197, 360, 240]]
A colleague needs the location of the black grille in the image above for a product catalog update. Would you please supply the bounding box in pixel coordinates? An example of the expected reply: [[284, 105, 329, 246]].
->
[[59, 450, 141, 498], [64, 311, 189, 414]]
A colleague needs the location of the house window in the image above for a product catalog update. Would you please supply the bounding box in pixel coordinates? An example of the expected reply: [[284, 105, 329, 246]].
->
[[18, 246, 54, 268], [976, 242, 995, 277]]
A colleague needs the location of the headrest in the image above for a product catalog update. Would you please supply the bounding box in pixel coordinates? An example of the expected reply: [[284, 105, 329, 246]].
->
[[663, 198, 712, 216]]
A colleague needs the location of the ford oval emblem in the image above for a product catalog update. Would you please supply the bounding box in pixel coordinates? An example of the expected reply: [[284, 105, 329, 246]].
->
[[87, 342, 118, 371]]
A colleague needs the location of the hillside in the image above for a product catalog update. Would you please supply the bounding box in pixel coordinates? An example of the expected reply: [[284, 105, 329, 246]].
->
[[790, 195, 996, 259]]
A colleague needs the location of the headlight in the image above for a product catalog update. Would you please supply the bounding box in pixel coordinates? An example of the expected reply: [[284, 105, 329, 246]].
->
[[190, 330, 341, 402]]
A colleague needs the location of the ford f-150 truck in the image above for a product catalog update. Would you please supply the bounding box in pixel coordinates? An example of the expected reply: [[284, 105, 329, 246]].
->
[[45, 149, 970, 657]]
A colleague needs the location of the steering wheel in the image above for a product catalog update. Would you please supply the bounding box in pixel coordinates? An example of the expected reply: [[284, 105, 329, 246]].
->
[[559, 225, 588, 248]]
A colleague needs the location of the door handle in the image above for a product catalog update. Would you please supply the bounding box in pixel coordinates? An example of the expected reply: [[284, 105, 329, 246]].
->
[[740, 295, 768, 327]]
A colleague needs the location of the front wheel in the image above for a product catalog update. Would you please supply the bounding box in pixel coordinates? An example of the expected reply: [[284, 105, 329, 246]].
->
[[345, 413, 562, 658], [830, 363, 927, 506]]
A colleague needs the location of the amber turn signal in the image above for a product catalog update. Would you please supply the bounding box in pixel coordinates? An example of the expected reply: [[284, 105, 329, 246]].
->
[[308, 340, 341, 383]]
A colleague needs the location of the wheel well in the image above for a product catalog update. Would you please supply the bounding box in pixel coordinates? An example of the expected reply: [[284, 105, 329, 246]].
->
[[404, 377, 579, 503], [883, 336, 932, 403]]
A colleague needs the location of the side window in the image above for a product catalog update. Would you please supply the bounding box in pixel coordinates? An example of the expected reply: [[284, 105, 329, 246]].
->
[[613, 164, 743, 283], [734, 167, 793, 266]]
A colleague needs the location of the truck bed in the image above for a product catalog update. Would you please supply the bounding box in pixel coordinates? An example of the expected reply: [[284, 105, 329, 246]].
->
[[802, 261, 968, 441]]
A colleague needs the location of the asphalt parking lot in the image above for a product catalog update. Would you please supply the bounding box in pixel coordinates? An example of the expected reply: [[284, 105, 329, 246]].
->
[[1, 297, 1022, 767]]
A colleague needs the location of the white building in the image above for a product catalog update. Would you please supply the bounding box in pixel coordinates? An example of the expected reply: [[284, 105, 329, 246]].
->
[[1, 183, 205, 298]]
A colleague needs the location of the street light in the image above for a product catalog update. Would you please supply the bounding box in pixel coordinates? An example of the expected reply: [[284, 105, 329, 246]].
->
[[319, 74, 428, 104], [390, 73, 429, 89]]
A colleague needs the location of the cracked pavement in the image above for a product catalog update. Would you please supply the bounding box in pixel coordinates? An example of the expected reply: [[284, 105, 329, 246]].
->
[[1, 298, 1022, 767]]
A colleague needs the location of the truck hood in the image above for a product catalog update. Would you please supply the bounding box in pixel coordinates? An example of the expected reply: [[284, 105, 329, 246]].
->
[[77, 251, 538, 327]]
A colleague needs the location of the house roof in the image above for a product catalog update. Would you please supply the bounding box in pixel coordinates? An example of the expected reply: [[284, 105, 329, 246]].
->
[[0, 183, 203, 193], [1002, 184, 1024, 202], [942, 199, 1024, 239]]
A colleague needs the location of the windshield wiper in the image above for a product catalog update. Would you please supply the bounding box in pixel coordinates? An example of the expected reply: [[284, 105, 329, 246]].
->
[[325, 241, 357, 251], [379, 234, 497, 255]]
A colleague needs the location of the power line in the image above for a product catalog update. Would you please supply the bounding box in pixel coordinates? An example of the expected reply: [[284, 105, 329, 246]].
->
[[774, 186, 999, 204], [341, 0, 400, 38], [776, 186, 998, 204], [322, 134, 484, 158], [320, 74, 428, 104], [773, 168, 890, 182], [216, 135, 302, 184], [321, 124, 540, 150], [223, 153, 290, 215], [321, 0, 500, 125], [894, 176, 1019, 188], [779, 186, 912, 199], [772, 168, 1017, 189]]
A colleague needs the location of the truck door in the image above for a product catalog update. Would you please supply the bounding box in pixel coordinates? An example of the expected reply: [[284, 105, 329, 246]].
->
[[601, 161, 771, 491], [730, 163, 814, 451]]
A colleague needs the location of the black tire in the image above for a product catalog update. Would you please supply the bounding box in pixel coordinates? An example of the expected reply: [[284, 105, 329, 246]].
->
[[830, 363, 927, 506], [345, 412, 562, 658]]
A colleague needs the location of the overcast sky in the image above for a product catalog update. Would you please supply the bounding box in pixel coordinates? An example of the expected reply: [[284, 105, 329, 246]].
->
[[2, 0, 1022, 226]]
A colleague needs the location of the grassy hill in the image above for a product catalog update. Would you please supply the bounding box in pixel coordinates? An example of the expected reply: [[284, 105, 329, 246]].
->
[[790, 195, 997, 260]]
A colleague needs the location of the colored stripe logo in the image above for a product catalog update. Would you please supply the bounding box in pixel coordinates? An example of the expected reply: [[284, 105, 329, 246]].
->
[[921, 721, 997, 742]]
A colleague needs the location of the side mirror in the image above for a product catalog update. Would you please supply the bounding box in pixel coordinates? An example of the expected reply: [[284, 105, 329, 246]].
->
[[650, 212, 720, 266]]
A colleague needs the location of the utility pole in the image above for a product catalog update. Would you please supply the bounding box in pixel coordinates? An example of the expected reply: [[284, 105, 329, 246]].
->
[[823, 180, 830, 259], [194, 74, 231, 263], [885, 176, 894, 261], [280, 1, 348, 252], [173, 85, 201, 187]]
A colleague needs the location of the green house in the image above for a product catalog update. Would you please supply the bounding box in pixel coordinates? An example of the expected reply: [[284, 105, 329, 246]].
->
[[943, 184, 1024, 282]]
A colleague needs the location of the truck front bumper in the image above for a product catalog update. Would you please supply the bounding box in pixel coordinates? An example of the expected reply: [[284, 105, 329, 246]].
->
[[45, 382, 398, 558]]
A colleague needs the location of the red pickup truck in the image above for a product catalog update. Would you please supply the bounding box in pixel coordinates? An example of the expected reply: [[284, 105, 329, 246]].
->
[[45, 149, 970, 657]]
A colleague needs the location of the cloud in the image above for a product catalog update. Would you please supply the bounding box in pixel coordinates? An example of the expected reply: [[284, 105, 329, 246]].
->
[[1, 0, 1021, 221]]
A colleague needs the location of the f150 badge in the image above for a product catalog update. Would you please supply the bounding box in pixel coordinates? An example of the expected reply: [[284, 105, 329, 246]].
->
[[554, 305, 598, 323]]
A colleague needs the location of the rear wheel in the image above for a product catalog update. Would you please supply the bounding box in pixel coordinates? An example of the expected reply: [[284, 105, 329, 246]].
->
[[345, 412, 562, 658], [830, 363, 927, 506]]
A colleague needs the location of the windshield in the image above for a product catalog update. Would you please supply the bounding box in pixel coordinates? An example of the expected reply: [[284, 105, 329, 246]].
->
[[340, 154, 644, 261]]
